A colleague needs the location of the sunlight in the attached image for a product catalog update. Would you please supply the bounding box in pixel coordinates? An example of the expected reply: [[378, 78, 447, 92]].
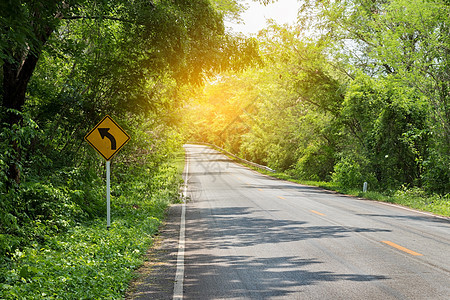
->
[[225, 0, 300, 35]]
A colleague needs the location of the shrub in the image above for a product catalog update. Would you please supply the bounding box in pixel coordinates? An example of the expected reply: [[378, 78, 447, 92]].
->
[[332, 156, 364, 189]]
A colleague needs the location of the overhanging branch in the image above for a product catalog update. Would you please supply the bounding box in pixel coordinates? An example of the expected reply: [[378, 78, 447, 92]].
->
[[62, 15, 134, 23]]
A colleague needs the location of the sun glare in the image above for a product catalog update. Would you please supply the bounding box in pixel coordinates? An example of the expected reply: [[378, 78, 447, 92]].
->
[[225, 0, 300, 35]]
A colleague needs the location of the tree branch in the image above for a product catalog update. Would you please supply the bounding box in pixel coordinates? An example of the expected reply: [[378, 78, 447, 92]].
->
[[62, 15, 134, 23]]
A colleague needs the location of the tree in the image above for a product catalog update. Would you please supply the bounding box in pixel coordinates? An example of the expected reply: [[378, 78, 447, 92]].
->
[[299, 0, 449, 192], [1, 0, 258, 185], [187, 23, 343, 178]]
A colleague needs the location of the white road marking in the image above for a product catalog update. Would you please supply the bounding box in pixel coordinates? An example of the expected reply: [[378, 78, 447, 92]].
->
[[173, 152, 188, 299]]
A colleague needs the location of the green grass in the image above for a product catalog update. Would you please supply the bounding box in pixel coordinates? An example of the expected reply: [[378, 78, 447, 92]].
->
[[1, 219, 159, 299], [0, 150, 185, 299]]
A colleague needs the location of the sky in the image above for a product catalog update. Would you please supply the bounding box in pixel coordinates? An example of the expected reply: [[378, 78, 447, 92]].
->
[[224, 0, 301, 36]]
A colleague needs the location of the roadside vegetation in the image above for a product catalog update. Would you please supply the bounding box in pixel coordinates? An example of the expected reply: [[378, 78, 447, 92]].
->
[[213, 147, 449, 218], [0, 150, 184, 299]]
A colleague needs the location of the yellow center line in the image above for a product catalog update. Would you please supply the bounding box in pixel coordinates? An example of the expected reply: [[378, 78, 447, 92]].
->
[[310, 210, 326, 216], [381, 241, 423, 256], [278, 196, 286, 200], [258, 189, 263, 191]]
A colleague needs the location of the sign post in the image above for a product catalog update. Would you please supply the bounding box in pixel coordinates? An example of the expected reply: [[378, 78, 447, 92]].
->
[[106, 160, 111, 229], [85, 115, 130, 229]]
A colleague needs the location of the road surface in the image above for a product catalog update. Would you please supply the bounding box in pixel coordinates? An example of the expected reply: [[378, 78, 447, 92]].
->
[[176, 144, 450, 299]]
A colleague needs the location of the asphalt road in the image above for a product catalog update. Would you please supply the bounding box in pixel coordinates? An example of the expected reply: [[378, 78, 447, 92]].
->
[[179, 144, 450, 299]]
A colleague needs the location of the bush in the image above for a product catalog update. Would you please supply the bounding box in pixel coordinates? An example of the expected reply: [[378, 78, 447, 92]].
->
[[294, 143, 334, 181], [332, 156, 364, 189], [422, 148, 450, 194], [0, 148, 184, 299]]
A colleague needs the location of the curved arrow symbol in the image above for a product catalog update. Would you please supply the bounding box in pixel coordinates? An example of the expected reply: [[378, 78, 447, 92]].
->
[[98, 128, 117, 150]]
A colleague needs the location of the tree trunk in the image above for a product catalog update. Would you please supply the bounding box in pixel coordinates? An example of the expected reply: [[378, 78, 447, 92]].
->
[[1, 0, 56, 185], [2, 46, 44, 185], [2, 54, 40, 120]]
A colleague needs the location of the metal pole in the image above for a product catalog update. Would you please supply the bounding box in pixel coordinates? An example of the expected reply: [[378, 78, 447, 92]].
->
[[106, 160, 111, 229]]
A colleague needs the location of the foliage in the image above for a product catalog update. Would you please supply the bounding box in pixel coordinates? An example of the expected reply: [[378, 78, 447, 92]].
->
[[186, 23, 341, 180], [298, 0, 449, 192], [337, 73, 430, 190], [1, 0, 260, 185], [0, 150, 184, 299]]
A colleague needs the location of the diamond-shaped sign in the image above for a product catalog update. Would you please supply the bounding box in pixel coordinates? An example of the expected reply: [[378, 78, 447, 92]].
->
[[85, 115, 130, 161]]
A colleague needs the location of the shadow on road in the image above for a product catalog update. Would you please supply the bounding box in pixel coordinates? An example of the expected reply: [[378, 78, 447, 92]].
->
[[184, 254, 388, 299], [187, 206, 392, 250], [184, 206, 391, 298]]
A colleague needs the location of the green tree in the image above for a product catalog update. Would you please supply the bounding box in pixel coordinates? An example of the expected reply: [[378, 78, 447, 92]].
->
[[337, 74, 429, 189], [0, 0, 262, 258], [1, 0, 258, 185], [299, 0, 449, 193], [187, 23, 343, 178]]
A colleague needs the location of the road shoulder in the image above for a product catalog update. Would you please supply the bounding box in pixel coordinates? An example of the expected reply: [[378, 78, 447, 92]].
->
[[126, 204, 181, 300]]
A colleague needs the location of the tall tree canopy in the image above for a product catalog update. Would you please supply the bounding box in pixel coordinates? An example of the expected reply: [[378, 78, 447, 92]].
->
[[0, 0, 263, 263], [0, 0, 259, 184]]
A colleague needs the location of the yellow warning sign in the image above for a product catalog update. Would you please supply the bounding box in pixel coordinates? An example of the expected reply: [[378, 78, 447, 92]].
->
[[84, 115, 130, 161]]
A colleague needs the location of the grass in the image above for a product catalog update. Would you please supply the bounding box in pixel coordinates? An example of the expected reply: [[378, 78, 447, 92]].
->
[[1, 219, 159, 299], [0, 150, 185, 299]]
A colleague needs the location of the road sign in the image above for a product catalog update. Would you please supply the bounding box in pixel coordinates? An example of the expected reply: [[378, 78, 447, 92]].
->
[[85, 115, 130, 161]]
